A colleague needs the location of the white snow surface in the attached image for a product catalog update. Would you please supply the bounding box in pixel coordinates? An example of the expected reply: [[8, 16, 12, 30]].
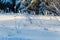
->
[[0, 14, 60, 40]]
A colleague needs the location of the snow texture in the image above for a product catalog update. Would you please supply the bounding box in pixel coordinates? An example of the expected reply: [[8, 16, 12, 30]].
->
[[0, 14, 60, 40]]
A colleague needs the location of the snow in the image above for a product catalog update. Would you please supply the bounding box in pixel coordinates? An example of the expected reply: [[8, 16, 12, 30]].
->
[[0, 14, 60, 40]]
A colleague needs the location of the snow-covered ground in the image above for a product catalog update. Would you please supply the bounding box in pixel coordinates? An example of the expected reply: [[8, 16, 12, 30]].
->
[[0, 14, 60, 40]]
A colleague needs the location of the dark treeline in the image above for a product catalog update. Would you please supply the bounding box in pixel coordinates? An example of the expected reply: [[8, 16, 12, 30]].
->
[[0, 0, 60, 16], [0, 0, 16, 13]]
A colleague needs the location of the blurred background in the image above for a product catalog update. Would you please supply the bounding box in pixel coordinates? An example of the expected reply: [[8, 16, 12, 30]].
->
[[0, 0, 60, 16]]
